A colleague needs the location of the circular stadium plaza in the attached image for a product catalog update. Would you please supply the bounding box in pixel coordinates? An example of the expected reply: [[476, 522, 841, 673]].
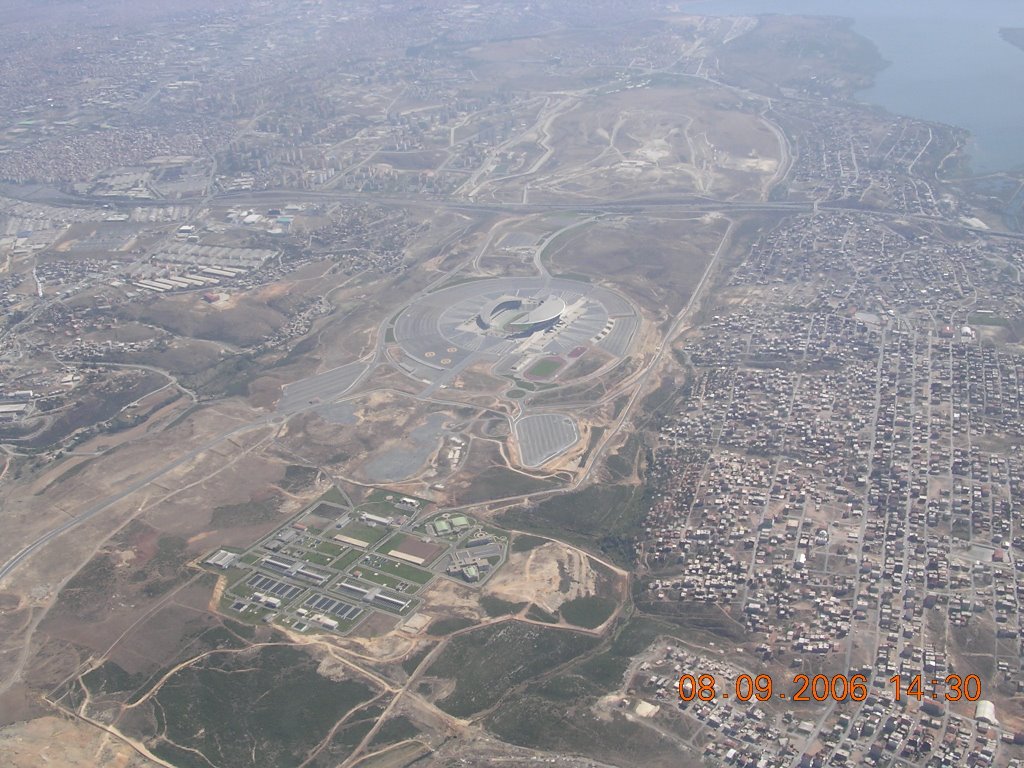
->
[[392, 277, 640, 384]]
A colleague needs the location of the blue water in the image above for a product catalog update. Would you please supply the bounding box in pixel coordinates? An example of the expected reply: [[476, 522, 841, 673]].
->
[[686, 0, 1024, 173]]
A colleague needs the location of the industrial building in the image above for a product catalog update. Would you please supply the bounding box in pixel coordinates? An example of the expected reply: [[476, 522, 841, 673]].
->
[[204, 550, 238, 569]]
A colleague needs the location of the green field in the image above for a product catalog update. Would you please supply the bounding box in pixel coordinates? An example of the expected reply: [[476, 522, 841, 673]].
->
[[301, 551, 332, 566], [378, 532, 410, 553], [314, 540, 344, 556], [225, 572, 257, 599], [331, 549, 363, 571], [525, 357, 564, 380], [358, 556, 433, 584], [335, 520, 390, 547], [968, 312, 1011, 327], [219, 595, 276, 625], [314, 486, 348, 506], [283, 613, 362, 636]]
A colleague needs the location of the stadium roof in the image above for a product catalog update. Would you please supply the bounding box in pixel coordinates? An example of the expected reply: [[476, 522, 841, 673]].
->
[[517, 296, 565, 326], [480, 295, 523, 319]]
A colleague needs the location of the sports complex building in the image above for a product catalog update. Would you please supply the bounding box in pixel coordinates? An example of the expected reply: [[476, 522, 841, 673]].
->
[[475, 295, 567, 337], [387, 276, 641, 466], [391, 276, 639, 383]]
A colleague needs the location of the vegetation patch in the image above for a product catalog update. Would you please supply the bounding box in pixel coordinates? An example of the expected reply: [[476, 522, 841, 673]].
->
[[425, 622, 599, 717], [486, 695, 682, 766], [280, 464, 320, 492], [533, 673, 604, 702], [577, 426, 606, 468], [460, 468, 558, 505], [479, 595, 527, 617], [525, 604, 559, 624], [560, 596, 617, 629], [19, 370, 166, 450], [498, 484, 646, 567], [427, 616, 479, 636], [82, 660, 152, 700], [369, 715, 420, 748], [605, 432, 643, 482], [136, 644, 377, 768], [577, 617, 677, 689], [511, 534, 548, 552], [210, 492, 283, 528], [401, 644, 434, 676], [51, 554, 116, 619], [636, 601, 747, 642]]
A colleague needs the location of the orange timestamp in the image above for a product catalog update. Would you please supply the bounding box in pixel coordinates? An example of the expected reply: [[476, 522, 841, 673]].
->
[[678, 672, 982, 703]]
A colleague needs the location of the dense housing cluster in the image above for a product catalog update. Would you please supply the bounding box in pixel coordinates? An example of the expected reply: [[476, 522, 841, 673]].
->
[[640, 206, 1024, 764]]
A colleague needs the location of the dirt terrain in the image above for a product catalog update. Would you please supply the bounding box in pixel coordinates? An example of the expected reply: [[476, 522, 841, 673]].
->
[[0, 715, 156, 768], [484, 541, 598, 612], [0, 4, 801, 766]]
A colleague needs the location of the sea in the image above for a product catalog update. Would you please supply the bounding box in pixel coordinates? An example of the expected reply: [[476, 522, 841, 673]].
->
[[685, 0, 1024, 174]]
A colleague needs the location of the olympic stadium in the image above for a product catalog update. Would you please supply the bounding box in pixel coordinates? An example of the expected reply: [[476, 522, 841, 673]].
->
[[382, 276, 641, 467], [390, 277, 640, 389], [475, 295, 567, 337]]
